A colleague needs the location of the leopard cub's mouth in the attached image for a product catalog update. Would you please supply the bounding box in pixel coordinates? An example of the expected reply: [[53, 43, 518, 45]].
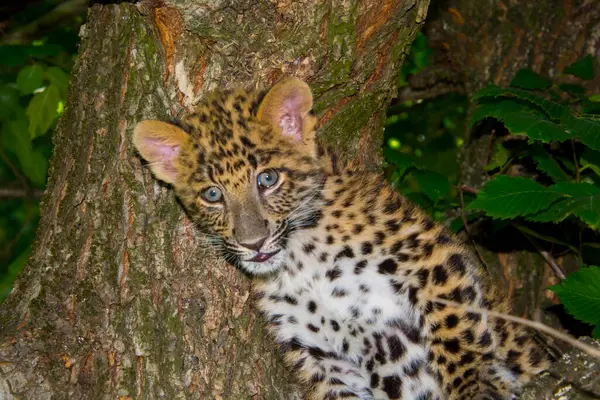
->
[[248, 249, 281, 263]]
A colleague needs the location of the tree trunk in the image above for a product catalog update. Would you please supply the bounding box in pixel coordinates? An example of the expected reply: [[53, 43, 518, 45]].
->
[[0, 1, 429, 398]]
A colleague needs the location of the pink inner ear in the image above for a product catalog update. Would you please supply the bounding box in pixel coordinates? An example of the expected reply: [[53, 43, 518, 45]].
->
[[142, 138, 180, 179], [278, 96, 304, 142], [279, 112, 303, 142]]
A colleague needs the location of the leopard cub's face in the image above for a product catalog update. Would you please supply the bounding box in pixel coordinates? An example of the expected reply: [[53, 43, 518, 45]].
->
[[133, 78, 322, 276], [173, 117, 322, 276]]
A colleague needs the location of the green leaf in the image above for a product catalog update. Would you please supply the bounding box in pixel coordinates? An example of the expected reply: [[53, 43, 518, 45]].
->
[[0, 45, 28, 66], [473, 85, 569, 121], [485, 143, 510, 172], [16, 65, 44, 95], [556, 156, 576, 174], [593, 325, 600, 339], [45, 67, 70, 98], [583, 97, 600, 114], [529, 146, 570, 182], [413, 170, 450, 204], [26, 84, 61, 138], [26, 43, 64, 58], [501, 113, 571, 143], [448, 212, 482, 233], [564, 54, 595, 80], [552, 182, 600, 229], [404, 191, 433, 209], [470, 100, 572, 143], [530, 182, 600, 228], [467, 175, 564, 218], [581, 148, 600, 177], [549, 89, 562, 101], [0, 44, 64, 68], [0, 113, 44, 185], [470, 98, 524, 126], [510, 69, 551, 91], [549, 266, 600, 328], [526, 198, 571, 223], [472, 89, 600, 149], [26, 148, 49, 187], [34, 149, 48, 185], [563, 115, 600, 151]]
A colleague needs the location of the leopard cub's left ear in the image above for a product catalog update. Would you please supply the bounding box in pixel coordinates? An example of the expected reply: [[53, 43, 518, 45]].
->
[[257, 77, 317, 155]]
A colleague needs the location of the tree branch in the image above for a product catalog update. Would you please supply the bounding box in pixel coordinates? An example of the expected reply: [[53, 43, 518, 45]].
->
[[393, 66, 465, 103], [522, 234, 567, 280], [458, 188, 488, 270], [0, 187, 43, 199], [429, 296, 600, 361], [1, 0, 88, 45]]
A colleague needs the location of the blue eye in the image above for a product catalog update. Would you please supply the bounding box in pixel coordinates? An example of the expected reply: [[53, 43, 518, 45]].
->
[[257, 170, 279, 189], [202, 186, 222, 203]]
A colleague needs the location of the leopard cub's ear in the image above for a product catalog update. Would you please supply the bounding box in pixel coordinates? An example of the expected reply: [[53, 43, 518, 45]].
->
[[132, 120, 189, 184], [257, 77, 317, 155]]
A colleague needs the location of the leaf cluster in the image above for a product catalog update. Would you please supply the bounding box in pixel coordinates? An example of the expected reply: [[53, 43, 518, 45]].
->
[[466, 57, 600, 336], [385, 52, 600, 337]]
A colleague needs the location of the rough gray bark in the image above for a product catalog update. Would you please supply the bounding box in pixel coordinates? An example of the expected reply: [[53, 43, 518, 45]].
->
[[522, 338, 600, 400], [0, 1, 428, 398]]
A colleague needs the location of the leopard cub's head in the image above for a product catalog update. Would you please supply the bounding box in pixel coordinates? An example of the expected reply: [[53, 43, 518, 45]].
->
[[133, 78, 323, 276]]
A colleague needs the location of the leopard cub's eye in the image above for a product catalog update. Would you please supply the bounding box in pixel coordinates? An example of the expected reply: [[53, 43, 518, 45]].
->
[[257, 170, 279, 189], [202, 186, 223, 203]]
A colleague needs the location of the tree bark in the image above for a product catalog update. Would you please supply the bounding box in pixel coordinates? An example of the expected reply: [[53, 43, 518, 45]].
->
[[0, 1, 429, 398]]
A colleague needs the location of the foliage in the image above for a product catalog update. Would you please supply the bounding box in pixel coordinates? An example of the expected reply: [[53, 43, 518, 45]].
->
[[385, 46, 600, 337], [397, 32, 431, 87], [466, 57, 600, 336], [385, 33, 467, 221], [0, 4, 84, 302], [467, 176, 565, 219], [384, 94, 467, 221]]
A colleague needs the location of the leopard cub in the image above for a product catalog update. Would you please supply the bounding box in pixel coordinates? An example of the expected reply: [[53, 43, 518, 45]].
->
[[133, 78, 548, 399]]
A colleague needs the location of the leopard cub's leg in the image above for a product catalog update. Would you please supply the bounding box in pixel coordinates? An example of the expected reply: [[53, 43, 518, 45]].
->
[[281, 342, 374, 400]]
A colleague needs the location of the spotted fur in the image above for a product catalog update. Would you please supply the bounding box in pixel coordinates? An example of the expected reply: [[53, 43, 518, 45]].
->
[[133, 78, 548, 399]]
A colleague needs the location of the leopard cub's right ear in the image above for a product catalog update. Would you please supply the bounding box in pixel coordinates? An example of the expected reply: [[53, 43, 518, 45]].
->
[[132, 120, 189, 184]]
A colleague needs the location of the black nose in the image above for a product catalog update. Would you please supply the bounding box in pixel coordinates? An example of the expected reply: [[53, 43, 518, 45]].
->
[[240, 236, 267, 252]]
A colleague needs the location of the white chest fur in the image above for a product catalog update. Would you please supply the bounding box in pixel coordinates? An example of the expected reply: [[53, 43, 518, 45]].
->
[[257, 230, 424, 361], [255, 232, 441, 399]]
